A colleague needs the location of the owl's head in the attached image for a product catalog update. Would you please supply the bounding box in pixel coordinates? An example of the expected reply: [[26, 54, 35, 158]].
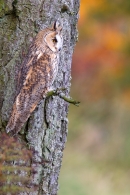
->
[[44, 21, 63, 52]]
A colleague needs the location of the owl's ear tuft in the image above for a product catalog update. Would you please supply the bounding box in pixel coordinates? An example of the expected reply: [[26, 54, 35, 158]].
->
[[53, 21, 62, 32]]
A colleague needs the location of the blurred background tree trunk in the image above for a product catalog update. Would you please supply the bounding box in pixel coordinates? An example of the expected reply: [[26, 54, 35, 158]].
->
[[0, 0, 79, 194]]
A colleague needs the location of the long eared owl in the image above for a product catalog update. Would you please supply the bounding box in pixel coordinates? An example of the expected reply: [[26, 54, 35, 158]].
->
[[6, 21, 63, 134]]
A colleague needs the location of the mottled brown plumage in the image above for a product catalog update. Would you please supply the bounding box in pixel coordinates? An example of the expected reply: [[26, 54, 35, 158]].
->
[[6, 22, 63, 134]]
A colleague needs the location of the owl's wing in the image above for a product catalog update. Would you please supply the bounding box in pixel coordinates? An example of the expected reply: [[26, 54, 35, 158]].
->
[[6, 53, 52, 134]]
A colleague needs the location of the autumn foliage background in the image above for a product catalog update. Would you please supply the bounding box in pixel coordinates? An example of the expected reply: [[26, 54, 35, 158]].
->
[[59, 1, 130, 195]]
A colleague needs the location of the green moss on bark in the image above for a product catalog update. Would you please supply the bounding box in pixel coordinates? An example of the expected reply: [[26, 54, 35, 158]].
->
[[0, 0, 13, 17]]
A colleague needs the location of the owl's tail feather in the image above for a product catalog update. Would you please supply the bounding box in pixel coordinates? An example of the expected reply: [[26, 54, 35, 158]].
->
[[6, 101, 37, 135], [6, 117, 24, 135], [6, 86, 45, 135], [6, 104, 28, 135]]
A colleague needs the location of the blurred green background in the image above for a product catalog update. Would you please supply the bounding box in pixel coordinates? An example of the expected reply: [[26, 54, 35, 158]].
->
[[59, 0, 130, 194]]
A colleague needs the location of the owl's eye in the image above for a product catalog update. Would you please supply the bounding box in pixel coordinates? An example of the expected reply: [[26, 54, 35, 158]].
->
[[52, 38, 57, 43]]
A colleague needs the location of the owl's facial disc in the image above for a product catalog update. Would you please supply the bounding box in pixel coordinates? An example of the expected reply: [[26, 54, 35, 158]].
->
[[45, 31, 63, 52], [55, 34, 63, 51]]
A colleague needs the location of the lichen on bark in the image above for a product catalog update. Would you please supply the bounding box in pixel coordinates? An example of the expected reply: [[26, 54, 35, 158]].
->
[[0, 0, 80, 194]]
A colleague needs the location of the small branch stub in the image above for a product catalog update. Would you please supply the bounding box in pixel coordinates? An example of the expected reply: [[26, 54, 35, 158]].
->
[[46, 88, 80, 106]]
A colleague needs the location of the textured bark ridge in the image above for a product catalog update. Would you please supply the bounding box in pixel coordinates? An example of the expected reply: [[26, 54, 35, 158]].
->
[[0, 0, 79, 194]]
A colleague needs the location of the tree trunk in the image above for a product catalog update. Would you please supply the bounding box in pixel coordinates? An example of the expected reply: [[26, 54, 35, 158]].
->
[[0, 0, 79, 194]]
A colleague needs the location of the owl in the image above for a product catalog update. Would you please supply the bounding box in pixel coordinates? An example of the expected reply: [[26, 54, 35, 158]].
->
[[6, 21, 63, 134]]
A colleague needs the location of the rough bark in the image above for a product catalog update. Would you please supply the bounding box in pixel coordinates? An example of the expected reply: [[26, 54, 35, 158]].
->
[[0, 0, 79, 194]]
